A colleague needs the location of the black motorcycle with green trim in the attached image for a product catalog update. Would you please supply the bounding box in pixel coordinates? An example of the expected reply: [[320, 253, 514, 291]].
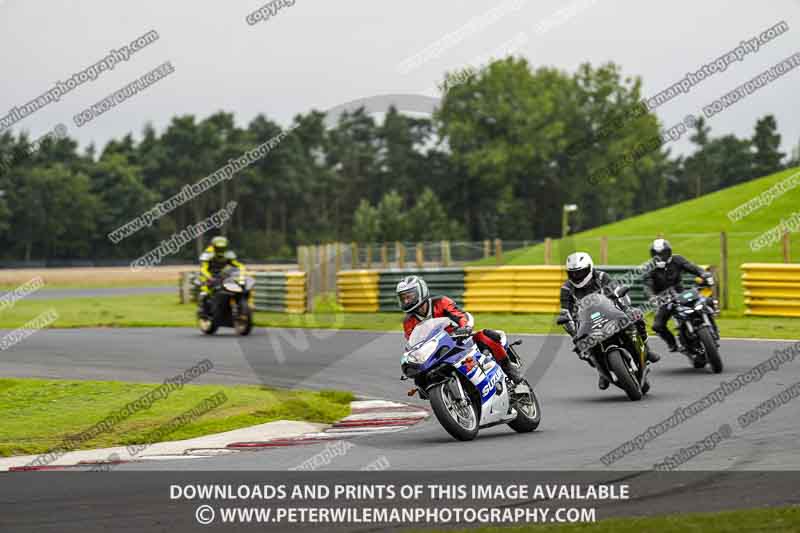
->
[[558, 287, 651, 401], [667, 283, 722, 373]]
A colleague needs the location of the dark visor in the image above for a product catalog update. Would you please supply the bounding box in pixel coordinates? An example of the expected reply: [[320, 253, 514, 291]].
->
[[567, 266, 591, 283]]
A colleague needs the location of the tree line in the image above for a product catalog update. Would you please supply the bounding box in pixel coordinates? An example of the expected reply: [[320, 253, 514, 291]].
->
[[0, 58, 794, 264]]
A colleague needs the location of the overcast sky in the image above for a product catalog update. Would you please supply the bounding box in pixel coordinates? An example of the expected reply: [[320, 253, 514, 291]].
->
[[1, 0, 798, 158]]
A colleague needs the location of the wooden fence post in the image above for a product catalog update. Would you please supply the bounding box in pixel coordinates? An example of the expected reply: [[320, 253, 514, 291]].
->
[[783, 231, 791, 263], [334, 242, 341, 273], [416, 243, 424, 268], [396, 242, 405, 269], [720, 231, 729, 310], [483, 240, 490, 259], [306, 245, 315, 312], [381, 243, 389, 268], [441, 240, 450, 267], [600, 236, 608, 265], [320, 244, 328, 293], [366, 244, 372, 269], [544, 238, 552, 265], [351, 242, 358, 269], [494, 238, 503, 265]]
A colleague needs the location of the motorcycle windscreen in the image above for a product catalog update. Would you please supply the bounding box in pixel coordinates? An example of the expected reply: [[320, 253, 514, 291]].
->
[[677, 288, 700, 304], [406, 317, 451, 348], [222, 267, 242, 280], [574, 293, 629, 339]]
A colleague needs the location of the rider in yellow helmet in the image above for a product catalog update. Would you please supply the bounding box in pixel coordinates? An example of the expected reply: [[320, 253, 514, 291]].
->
[[197, 236, 245, 318]]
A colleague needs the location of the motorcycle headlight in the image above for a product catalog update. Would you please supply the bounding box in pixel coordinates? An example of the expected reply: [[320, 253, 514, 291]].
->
[[402, 340, 438, 365], [694, 303, 703, 310], [223, 281, 243, 292]]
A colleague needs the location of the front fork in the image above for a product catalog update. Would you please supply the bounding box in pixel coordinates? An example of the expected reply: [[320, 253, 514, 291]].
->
[[447, 373, 469, 405]]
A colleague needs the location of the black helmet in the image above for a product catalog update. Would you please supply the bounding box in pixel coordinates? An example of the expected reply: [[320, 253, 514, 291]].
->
[[650, 238, 672, 268], [396, 276, 429, 313]]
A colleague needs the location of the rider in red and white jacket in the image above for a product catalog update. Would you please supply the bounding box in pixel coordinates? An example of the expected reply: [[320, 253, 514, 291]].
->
[[397, 276, 522, 382]]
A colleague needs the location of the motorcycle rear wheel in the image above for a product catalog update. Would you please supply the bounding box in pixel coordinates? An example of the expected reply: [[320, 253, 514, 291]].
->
[[507, 380, 541, 433], [607, 349, 642, 401], [429, 378, 479, 441]]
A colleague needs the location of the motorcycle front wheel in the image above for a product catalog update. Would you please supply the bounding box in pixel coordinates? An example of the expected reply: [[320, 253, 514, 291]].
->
[[607, 349, 642, 401], [234, 300, 253, 336], [429, 377, 479, 441], [698, 327, 723, 373], [198, 317, 217, 335]]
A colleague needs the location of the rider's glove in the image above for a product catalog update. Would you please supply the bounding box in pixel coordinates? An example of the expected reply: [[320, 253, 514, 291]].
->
[[452, 326, 472, 337], [704, 273, 715, 286], [574, 347, 591, 362]]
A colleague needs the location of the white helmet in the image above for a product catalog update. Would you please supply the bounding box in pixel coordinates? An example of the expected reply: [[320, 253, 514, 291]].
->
[[566, 252, 594, 288], [396, 275, 429, 313], [650, 238, 672, 269]]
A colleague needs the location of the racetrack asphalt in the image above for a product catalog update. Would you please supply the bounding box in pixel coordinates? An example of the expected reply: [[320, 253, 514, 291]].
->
[[1, 326, 798, 472]]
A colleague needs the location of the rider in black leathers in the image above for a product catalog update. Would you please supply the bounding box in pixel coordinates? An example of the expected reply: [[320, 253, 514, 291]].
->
[[559, 252, 661, 390], [643, 238, 714, 352]]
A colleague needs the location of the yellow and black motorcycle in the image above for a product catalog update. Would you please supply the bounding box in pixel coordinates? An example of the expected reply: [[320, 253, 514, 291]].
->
[[196, 266, 254, 336]]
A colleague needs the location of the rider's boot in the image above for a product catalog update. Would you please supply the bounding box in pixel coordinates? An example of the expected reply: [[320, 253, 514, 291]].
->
[[598, 375, 610, 390], [645, 343, 661, 363], [499, 358, 523, 384], [636, 322, 661, 363], [197, 293, 210, 319]]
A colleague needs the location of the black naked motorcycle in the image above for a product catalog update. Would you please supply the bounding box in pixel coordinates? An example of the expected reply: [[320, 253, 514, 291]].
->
[[558, 287, 650, 401], [196, 267, 255, 336], [667, 283, 722, 373]]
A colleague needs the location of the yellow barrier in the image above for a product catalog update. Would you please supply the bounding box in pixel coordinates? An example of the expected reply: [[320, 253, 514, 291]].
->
[[337, 270, 379, 312], [286, 271, 307, 314], [464, 266, 566, 313], [742, 263, 800, 317]]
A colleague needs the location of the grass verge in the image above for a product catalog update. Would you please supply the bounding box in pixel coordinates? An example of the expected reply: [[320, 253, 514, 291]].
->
[[0, 377, 353, 457], [470, 166, 800, 312], [417, 506, 800, 533], [0, 280, 175, 290], [1, 293, 797, 340]]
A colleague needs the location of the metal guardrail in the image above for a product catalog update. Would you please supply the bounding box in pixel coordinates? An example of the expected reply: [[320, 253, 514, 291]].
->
[[602, 266, 712, 308], [179, 270, 307, 313], [378, 268, 465, 311], [743, 263, 800, 317], [464, 266, 563, 313], [336, 265, 716, 314], [337, 271, 380, 312]]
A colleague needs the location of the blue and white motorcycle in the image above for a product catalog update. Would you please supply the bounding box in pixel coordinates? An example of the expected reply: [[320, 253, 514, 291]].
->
[[401, 317, 541, 441]]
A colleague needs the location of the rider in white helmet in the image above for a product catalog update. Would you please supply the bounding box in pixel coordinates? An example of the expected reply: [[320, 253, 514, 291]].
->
[[558, 252, 661, 390]]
